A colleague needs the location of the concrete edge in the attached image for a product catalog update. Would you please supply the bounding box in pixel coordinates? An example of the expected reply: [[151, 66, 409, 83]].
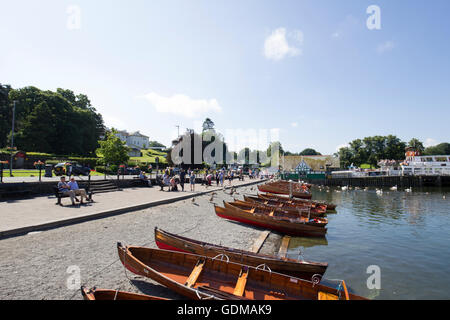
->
[[0, 179, 267, 239]]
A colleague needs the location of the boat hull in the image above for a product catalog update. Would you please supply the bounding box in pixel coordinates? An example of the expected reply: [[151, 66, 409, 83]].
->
[[258, 185, 312, 199], [215, 204, 327, 237], [117, 244, 367, 300], [81, 286, 168, 300], [154, 227, 328, 279]]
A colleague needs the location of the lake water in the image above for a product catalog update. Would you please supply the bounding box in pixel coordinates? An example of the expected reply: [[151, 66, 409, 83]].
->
[[286, 186, 450, 300]]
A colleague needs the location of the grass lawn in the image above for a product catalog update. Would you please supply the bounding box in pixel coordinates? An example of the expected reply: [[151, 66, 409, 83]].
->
[[1, 169, 105, 177], [130, 149, 168, 164]]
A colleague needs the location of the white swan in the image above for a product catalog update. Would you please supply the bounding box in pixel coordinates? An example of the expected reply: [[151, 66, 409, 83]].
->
[[390, 185, 398, 191]]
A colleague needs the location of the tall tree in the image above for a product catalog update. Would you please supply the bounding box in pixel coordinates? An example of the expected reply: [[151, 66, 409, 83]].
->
[[202, 118, 215, 132], [14, 102, 56, 153], [299, 148, 322, 156], [408, 138, 425, 153], [96, 129, 130, 165], [0, 84, 12, 148], [424, 143, 450, 155], [4, 86, 105, 156]]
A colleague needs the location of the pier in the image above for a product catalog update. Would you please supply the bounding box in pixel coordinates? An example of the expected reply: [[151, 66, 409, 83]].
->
[[306, 175, 450, 188]]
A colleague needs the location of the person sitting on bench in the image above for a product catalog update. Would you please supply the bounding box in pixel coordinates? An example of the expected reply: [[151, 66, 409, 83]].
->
[[68, 177, 88, 204], [157, 173, 171, 191], [58, 176, 76, 206], [139, 171, 152, 187]]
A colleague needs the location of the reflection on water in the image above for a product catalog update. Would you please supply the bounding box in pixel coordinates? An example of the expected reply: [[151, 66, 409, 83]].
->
[[287, 186, 450, 300]]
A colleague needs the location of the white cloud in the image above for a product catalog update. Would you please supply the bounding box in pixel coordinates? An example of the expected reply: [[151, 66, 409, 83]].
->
[[264, 28, 302, 61], [104, 115, 126, 130], [424, 138, 439, 148], [377, 41, 395, 54], [142, 92, 222, 119]]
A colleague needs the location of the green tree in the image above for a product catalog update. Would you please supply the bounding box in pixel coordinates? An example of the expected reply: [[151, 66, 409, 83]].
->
[[424, 143, 450, 155], [202, 118, 215, 132], [5, 86, 105, 156], [336, 147, 353, 169], [96, 130, 130, 165], [0, 84, 12, 148], [14, 102, 56, 153], [408, 138, 425, 153], [299, 148, 322, 156], [148, 141, 167, 149]]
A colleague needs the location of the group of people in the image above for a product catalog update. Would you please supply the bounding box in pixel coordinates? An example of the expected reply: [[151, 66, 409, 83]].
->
[[57, 176, 90, 206], [155, 167, 244, 193]]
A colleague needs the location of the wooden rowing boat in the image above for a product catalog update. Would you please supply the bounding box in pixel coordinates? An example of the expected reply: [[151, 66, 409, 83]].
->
[[231, 199, 327, 222], [270, 180, 312, 189], [257, 183, 312, 199], [81, 286, 168, 300], [226, 201, 327, 227], [215, 202, 327, 237], [154, 227, 328, 279], [259, 193, 337, 211], [117, 244, 367, 300], [243, 195, 327, 217]]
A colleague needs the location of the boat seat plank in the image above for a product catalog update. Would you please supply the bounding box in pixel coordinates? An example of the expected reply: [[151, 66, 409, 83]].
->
[[233, 267, 249, 297], [184, 259, 205, 288], [278, 236, 291, 258], [250, 231, 271, 253], [318, 291, 339, 300]]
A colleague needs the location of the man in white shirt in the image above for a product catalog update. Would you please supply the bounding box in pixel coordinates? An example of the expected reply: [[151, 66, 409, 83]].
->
[[68, 177, 88, 204]]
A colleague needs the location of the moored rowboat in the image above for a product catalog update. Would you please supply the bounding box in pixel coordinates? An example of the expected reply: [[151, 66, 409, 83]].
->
[[231, 199, 328, 222], [259, 193, 337, 211], [154, 227, 328, 279], [81, 286, 168, 300], [242, 195, 327, 217], [117, 244, 367, 300], [258, 184, 312, 199], [215, 202, 327, 237]]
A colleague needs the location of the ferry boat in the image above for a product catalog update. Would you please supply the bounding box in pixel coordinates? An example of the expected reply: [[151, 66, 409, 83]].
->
[[401, 149, 450, 176]]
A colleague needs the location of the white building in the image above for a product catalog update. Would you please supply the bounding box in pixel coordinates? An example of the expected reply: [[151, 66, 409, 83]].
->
[[115, 130, 150, 157]]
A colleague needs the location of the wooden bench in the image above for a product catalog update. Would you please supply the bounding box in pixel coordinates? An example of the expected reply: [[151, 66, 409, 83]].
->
[[131, 178, 152, 188], [53, 187, 93, 206]]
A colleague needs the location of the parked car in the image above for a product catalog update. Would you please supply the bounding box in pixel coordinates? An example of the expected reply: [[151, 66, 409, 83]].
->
[[118, 167, 141, 176], [54, 163, 91, 176]]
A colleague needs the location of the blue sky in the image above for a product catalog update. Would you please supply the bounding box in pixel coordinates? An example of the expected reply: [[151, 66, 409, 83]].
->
[[1, 0, 449, 154]]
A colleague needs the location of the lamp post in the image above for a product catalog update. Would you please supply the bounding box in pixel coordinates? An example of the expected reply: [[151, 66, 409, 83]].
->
[[34, 160, 45, 182], [9, 100, 16, 176]]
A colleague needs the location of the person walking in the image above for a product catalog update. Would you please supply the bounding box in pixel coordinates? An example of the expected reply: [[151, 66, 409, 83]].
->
[[189, 170, 196, 192], [219, 170, 224, 187], [180, 169, 186, 192]]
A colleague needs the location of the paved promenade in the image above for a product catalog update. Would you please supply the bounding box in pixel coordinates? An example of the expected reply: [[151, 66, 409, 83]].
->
[[0, 179, 265, 238]]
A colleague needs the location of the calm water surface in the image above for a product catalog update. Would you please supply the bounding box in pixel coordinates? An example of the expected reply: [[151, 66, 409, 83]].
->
[[287, 186, 450, 300]]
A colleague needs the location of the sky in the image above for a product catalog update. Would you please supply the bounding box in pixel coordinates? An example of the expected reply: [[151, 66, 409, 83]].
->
[[1, 0, 449, 154]]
